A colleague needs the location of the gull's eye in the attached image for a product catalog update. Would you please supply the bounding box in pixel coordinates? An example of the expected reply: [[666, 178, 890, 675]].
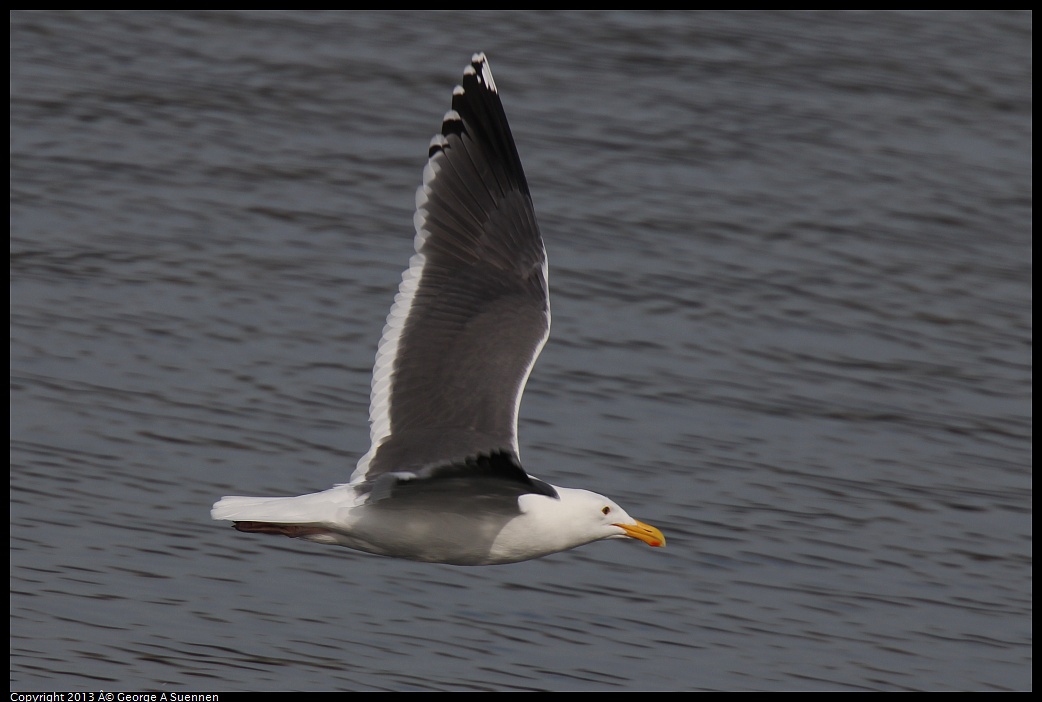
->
[[602, 506, 611, 515]]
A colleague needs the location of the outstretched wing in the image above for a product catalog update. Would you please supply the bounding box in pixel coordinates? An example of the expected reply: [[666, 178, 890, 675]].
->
[[351, 53, 550, 491]]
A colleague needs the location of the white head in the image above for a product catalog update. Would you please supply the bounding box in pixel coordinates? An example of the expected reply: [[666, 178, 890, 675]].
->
[[489, 487, 665, 563]]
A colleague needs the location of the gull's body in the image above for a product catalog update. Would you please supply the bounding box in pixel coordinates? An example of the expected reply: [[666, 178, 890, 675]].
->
[[211, 54, 664, 565]]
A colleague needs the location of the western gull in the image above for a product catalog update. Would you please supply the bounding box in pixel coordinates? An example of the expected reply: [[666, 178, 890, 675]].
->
[[211, 53, 665, 565]]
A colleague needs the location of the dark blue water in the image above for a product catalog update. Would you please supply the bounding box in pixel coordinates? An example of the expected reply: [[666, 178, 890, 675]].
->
[[11, 10, 1031, 691]]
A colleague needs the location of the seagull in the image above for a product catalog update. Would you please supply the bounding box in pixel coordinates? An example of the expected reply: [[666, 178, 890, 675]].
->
[[211, 53, 665, 565]]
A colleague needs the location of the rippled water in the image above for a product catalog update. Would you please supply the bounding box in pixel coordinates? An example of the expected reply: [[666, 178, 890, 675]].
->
[[11, 10, 1031, 691]]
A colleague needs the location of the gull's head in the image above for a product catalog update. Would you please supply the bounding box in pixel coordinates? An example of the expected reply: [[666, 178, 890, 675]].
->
[[514, 487, 666, 556], [577, 489, 666, 548]]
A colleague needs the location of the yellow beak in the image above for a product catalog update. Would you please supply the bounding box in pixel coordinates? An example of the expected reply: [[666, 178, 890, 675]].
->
[[615, 520, 666, 547]]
